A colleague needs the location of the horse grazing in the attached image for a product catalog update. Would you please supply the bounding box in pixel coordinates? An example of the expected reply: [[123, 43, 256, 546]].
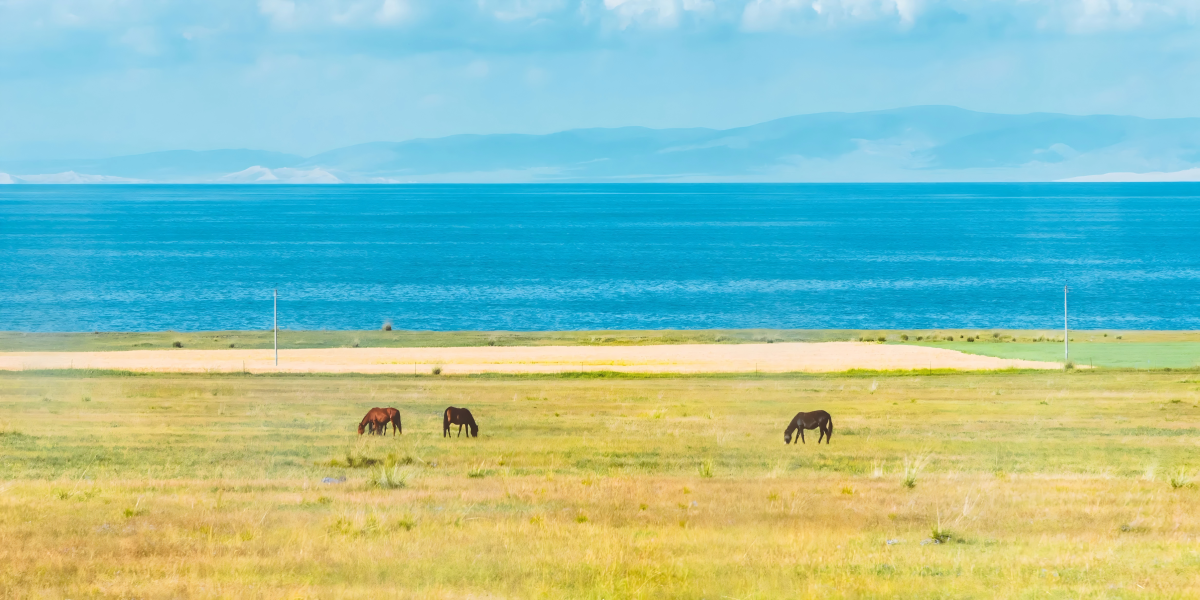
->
[[382, 407, 403, 435], [443, 406, 479, 438], [358, 407, 390, 436], [784, 410, 833, 445]]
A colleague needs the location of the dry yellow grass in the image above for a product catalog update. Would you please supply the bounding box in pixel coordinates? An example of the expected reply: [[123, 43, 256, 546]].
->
[[1, 369, 1198, 597]]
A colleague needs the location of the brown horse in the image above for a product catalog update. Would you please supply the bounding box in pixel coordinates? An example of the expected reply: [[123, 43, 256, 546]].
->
[[358, 407, 390, 435], [784, 410, 833, 445], [443, 406, 478, 438], [382, 407, 403, 435]]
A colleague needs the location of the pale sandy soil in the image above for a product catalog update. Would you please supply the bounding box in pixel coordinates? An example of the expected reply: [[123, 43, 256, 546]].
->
[[0, 342, 1063, 374]]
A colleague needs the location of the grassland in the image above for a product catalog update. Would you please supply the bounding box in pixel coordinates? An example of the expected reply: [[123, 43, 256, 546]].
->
[[2, 369, 1200, 598], [6, 328, 1200, 353]]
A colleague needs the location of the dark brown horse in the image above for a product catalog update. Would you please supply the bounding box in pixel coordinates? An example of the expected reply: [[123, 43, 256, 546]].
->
[[443, 406, 478, 438], [358, 407, 390, 435], [382, 407, 402, 435], [784, 410, 833, 444]]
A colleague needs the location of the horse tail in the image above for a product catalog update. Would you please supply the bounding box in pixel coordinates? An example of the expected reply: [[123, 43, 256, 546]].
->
[[443, 408, 451, 436], [825, 414, 833, 443]]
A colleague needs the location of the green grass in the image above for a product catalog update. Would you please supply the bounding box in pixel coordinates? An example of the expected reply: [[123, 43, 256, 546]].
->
[[7, 328, 1200, 352], [2, 369, 1200, 597], [914, 341, 1200, 368], [0, 328, 862, 352]]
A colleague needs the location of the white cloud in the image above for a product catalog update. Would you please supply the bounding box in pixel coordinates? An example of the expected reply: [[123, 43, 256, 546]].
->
[[602, 0, 682, 28], [741, 0, 1199, 33], [376, 0, 411, 23], [258, 0, 416, 29]]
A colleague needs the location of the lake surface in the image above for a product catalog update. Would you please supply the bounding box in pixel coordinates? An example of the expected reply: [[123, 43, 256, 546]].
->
[[2, 183, 1199, 332]]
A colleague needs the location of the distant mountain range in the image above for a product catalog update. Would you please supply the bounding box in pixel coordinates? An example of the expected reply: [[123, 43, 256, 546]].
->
[[4, 106, 1200, 183]]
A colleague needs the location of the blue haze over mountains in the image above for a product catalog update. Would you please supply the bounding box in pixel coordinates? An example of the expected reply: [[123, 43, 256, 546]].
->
[[5, 106, 1200, 183]]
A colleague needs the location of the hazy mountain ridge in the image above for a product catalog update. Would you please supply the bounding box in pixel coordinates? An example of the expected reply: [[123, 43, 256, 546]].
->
[[4, 107, 1200, 183]]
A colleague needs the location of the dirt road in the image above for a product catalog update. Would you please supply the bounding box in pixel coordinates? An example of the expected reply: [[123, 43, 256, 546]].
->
[[0, 342, 1064, 374]]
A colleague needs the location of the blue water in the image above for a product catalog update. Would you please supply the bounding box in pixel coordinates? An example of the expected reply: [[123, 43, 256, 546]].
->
[[2, 183, 1199, 332]]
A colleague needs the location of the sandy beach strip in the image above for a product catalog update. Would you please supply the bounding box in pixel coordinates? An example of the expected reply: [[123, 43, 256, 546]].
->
[[0, 342, 1063, 374]]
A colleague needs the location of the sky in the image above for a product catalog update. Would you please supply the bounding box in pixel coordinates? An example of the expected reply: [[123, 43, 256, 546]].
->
[[1, 0, 1199, 160]]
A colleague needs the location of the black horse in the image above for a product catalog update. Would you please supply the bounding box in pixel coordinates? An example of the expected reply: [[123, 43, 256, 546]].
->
[[443, 406, 479, 438], [784, 410, 833, 444]]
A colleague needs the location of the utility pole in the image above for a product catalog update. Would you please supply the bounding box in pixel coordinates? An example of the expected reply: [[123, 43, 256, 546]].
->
[[274, 288, 278, 367], [1063, 285, 1069, 364]]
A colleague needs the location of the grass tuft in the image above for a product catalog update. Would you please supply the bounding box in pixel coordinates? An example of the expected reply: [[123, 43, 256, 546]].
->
[[371, 465, 412, 490], [902, 453, 931, 489], [698, 459, 714, 478], [1170, 468, 1193, 490]]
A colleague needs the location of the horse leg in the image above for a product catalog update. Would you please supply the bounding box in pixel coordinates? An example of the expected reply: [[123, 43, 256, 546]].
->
[[458, 423, 463, 437], [800, 429, 806, 444]]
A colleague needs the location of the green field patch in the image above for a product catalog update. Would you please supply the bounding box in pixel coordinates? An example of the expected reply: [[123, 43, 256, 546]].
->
[[910, 341, 1200, 368]]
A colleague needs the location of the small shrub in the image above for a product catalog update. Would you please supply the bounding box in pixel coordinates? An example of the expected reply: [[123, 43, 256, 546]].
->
[[929, 523, 953, 544], [1064, 361, 1075, 370], [966, 337, 975, 342], [81, 396, 91, 403], [877, 336, 887, 342], [916, 336, 923, 341], [467, 464, 488, 478], [576, 513, 589, 523], [432, 366, 443, 375], [900, 334, 909, 341], [945, 336, 954, 341], [841, 486, 854, 495], [338, 452, 381, 469], [172, 341, 183, 348], [698, 459, 714, 478], [992, 332, 1000, 339], [382, 322, 392, 331]]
